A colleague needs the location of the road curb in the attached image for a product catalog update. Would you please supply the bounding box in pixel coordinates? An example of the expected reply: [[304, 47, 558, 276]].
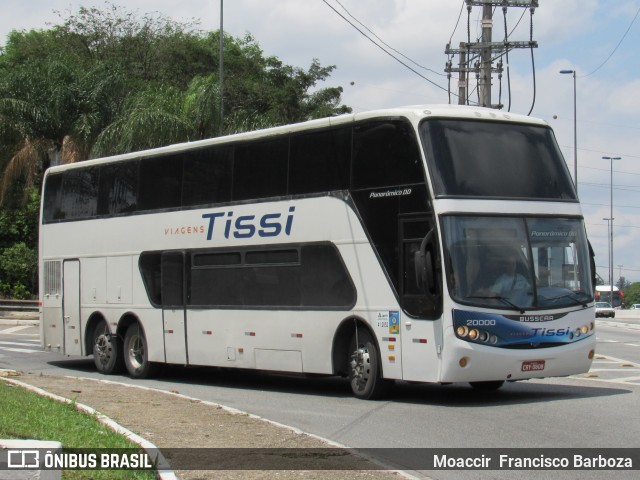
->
[[1, 372, 419, 479], [0, 374, 178, 480], [49, 375, 419, 478]]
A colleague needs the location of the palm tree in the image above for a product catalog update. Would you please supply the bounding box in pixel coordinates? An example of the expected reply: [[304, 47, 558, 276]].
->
[[91, 85, 192, 157], [0, 60, 125, 204]]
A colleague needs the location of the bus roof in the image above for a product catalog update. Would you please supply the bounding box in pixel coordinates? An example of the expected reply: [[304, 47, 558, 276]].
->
[[44, 104, 549, 175]]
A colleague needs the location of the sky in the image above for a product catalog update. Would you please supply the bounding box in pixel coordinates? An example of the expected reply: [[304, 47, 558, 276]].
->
[[2, 0, 640, 285]]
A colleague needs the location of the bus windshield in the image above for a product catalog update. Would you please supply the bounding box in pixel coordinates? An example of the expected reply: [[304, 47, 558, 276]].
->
[[442, 216, 593, 311], [420, 119, 577, 200]]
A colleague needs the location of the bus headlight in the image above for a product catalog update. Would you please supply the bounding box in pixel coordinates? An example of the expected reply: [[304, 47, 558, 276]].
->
[[456, 326, 469, 337]]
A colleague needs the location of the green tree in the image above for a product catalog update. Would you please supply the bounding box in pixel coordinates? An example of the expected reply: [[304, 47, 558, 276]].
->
[[623, 282, 640, 307], [0, 242, 38, 299], [0, 58, 126, 202], [0, 188, 39, 299], [0, 2, 350, 298]]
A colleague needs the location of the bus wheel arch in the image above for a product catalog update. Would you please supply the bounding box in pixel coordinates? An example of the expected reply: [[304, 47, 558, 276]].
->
[[118, 314, 156, 379], [87, 313, 124, 375], [332, 317, 389, 399]]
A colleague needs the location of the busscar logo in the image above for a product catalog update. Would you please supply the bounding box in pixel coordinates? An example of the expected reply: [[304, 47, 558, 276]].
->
[[505, 314, 566, 323]]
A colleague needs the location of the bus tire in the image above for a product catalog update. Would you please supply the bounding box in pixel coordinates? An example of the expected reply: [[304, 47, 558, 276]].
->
[[123, 323, 155, 379], [92, 322, 124, 375], [348, 329, 388, 400], [469, 380, 504, 391]]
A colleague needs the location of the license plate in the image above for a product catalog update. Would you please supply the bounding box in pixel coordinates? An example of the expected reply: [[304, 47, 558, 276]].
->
[[521, 360, 545, 372]]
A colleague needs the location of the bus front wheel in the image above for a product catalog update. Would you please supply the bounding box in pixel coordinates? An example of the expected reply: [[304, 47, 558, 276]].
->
[[348, 330, 388, 400], [92, 322, 124, 374], [124, 323, 155, 379]]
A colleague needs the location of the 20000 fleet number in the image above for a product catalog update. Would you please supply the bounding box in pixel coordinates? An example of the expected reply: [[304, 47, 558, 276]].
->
[[466, 319, 496, 326]]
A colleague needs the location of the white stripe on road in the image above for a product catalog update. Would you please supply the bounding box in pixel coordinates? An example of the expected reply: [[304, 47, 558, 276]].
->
[[0, 347, 42, 353], [0, 325, 33, 334], [0, 341, 39, 347]]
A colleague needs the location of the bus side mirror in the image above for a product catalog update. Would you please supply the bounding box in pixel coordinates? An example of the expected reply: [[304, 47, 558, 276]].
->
[[415, 229, 441, 304]]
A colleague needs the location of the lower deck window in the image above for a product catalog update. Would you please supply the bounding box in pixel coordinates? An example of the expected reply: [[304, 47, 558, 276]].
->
[[139, 243, 356, 309]]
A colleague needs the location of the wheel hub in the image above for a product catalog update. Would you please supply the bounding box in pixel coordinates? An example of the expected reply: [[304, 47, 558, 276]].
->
[[94, 334, 112, 365], [350, 347, 371, 388], [128, 335, 144, 369]]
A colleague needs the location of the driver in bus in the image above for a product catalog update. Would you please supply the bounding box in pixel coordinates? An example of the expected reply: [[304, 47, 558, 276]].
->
[[475, 250, 529, 299], [489, 256, 529, 297]]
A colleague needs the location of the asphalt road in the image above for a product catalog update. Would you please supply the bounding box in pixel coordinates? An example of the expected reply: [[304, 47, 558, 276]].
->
[[2, 313, 640, 479]]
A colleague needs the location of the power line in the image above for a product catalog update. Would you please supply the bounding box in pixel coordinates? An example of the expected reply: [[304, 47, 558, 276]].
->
[[581, 201, 640, 210], [449, 1, 467, 45], [321, 0, 450, 94], [332, 0, 445, 77], [582, 4, 640, 77]]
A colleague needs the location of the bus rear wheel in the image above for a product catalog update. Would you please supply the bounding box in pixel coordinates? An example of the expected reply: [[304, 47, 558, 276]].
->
[[348, 330, 388, 400], [92, 322, 124, 374], [124, 324, 155, 378]]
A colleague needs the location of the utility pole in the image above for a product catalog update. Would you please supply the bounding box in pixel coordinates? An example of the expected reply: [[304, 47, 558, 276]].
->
[[445, 0, 538, 109], [457, 43, 467, 105], [219, 0, 224, 136], [479, 3, 493, 108]]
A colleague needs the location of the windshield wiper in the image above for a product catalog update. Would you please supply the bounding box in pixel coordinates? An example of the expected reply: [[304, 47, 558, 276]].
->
[[540, 292, 589, 308], [468, 296, 527, 314]]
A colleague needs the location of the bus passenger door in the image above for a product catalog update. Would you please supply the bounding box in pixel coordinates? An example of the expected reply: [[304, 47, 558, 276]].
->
[[162, 252, 188, 365], [399, 216, 443, 382], [63, 260, 82, 356]]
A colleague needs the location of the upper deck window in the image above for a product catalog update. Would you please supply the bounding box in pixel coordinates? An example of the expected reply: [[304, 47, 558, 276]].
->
[[420, 119, 577, 201]]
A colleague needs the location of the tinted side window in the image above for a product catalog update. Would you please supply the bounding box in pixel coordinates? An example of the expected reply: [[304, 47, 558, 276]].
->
[[300, 244, 356, 307], [98, 161, 138, 216], [233, 138, 288, 200], [289, 128, 351, 195], [161, 253, 184, 307], [183, 145, 233, 207], [187, 243, 355, 309], [139, 253, 161, 306], [138, 154, 183, 211], [42, 174, 64, 223], [59, 168, 99, 220], [352, 120, 424, 189]]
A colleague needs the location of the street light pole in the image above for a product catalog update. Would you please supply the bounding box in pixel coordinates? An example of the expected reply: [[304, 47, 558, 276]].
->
[[560, 70, 577, 194], [602, 218, 612, 286], [603, 156, 621, 306]]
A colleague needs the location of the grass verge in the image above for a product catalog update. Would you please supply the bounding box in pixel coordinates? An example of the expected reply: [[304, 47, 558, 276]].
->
[[0, 380, 156, 479]]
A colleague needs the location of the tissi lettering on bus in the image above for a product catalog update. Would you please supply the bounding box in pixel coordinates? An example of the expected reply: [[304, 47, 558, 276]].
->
[[202, 207, 295, 240]]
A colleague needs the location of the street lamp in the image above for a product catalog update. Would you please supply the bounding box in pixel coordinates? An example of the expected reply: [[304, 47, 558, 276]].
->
[[602, 218, 613, 286], [602, 155, 621, 307], [560, 70, 577, 193]]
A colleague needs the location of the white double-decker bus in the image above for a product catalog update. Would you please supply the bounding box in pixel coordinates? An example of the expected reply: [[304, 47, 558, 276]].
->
[[40, 105, 596, 399]]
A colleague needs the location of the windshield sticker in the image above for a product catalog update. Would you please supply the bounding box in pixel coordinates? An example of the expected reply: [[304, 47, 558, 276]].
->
[[530, 230, 577, 239]]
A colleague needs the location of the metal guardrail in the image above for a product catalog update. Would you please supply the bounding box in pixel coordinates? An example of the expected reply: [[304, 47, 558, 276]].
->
[[0, 299, 38, 313]]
